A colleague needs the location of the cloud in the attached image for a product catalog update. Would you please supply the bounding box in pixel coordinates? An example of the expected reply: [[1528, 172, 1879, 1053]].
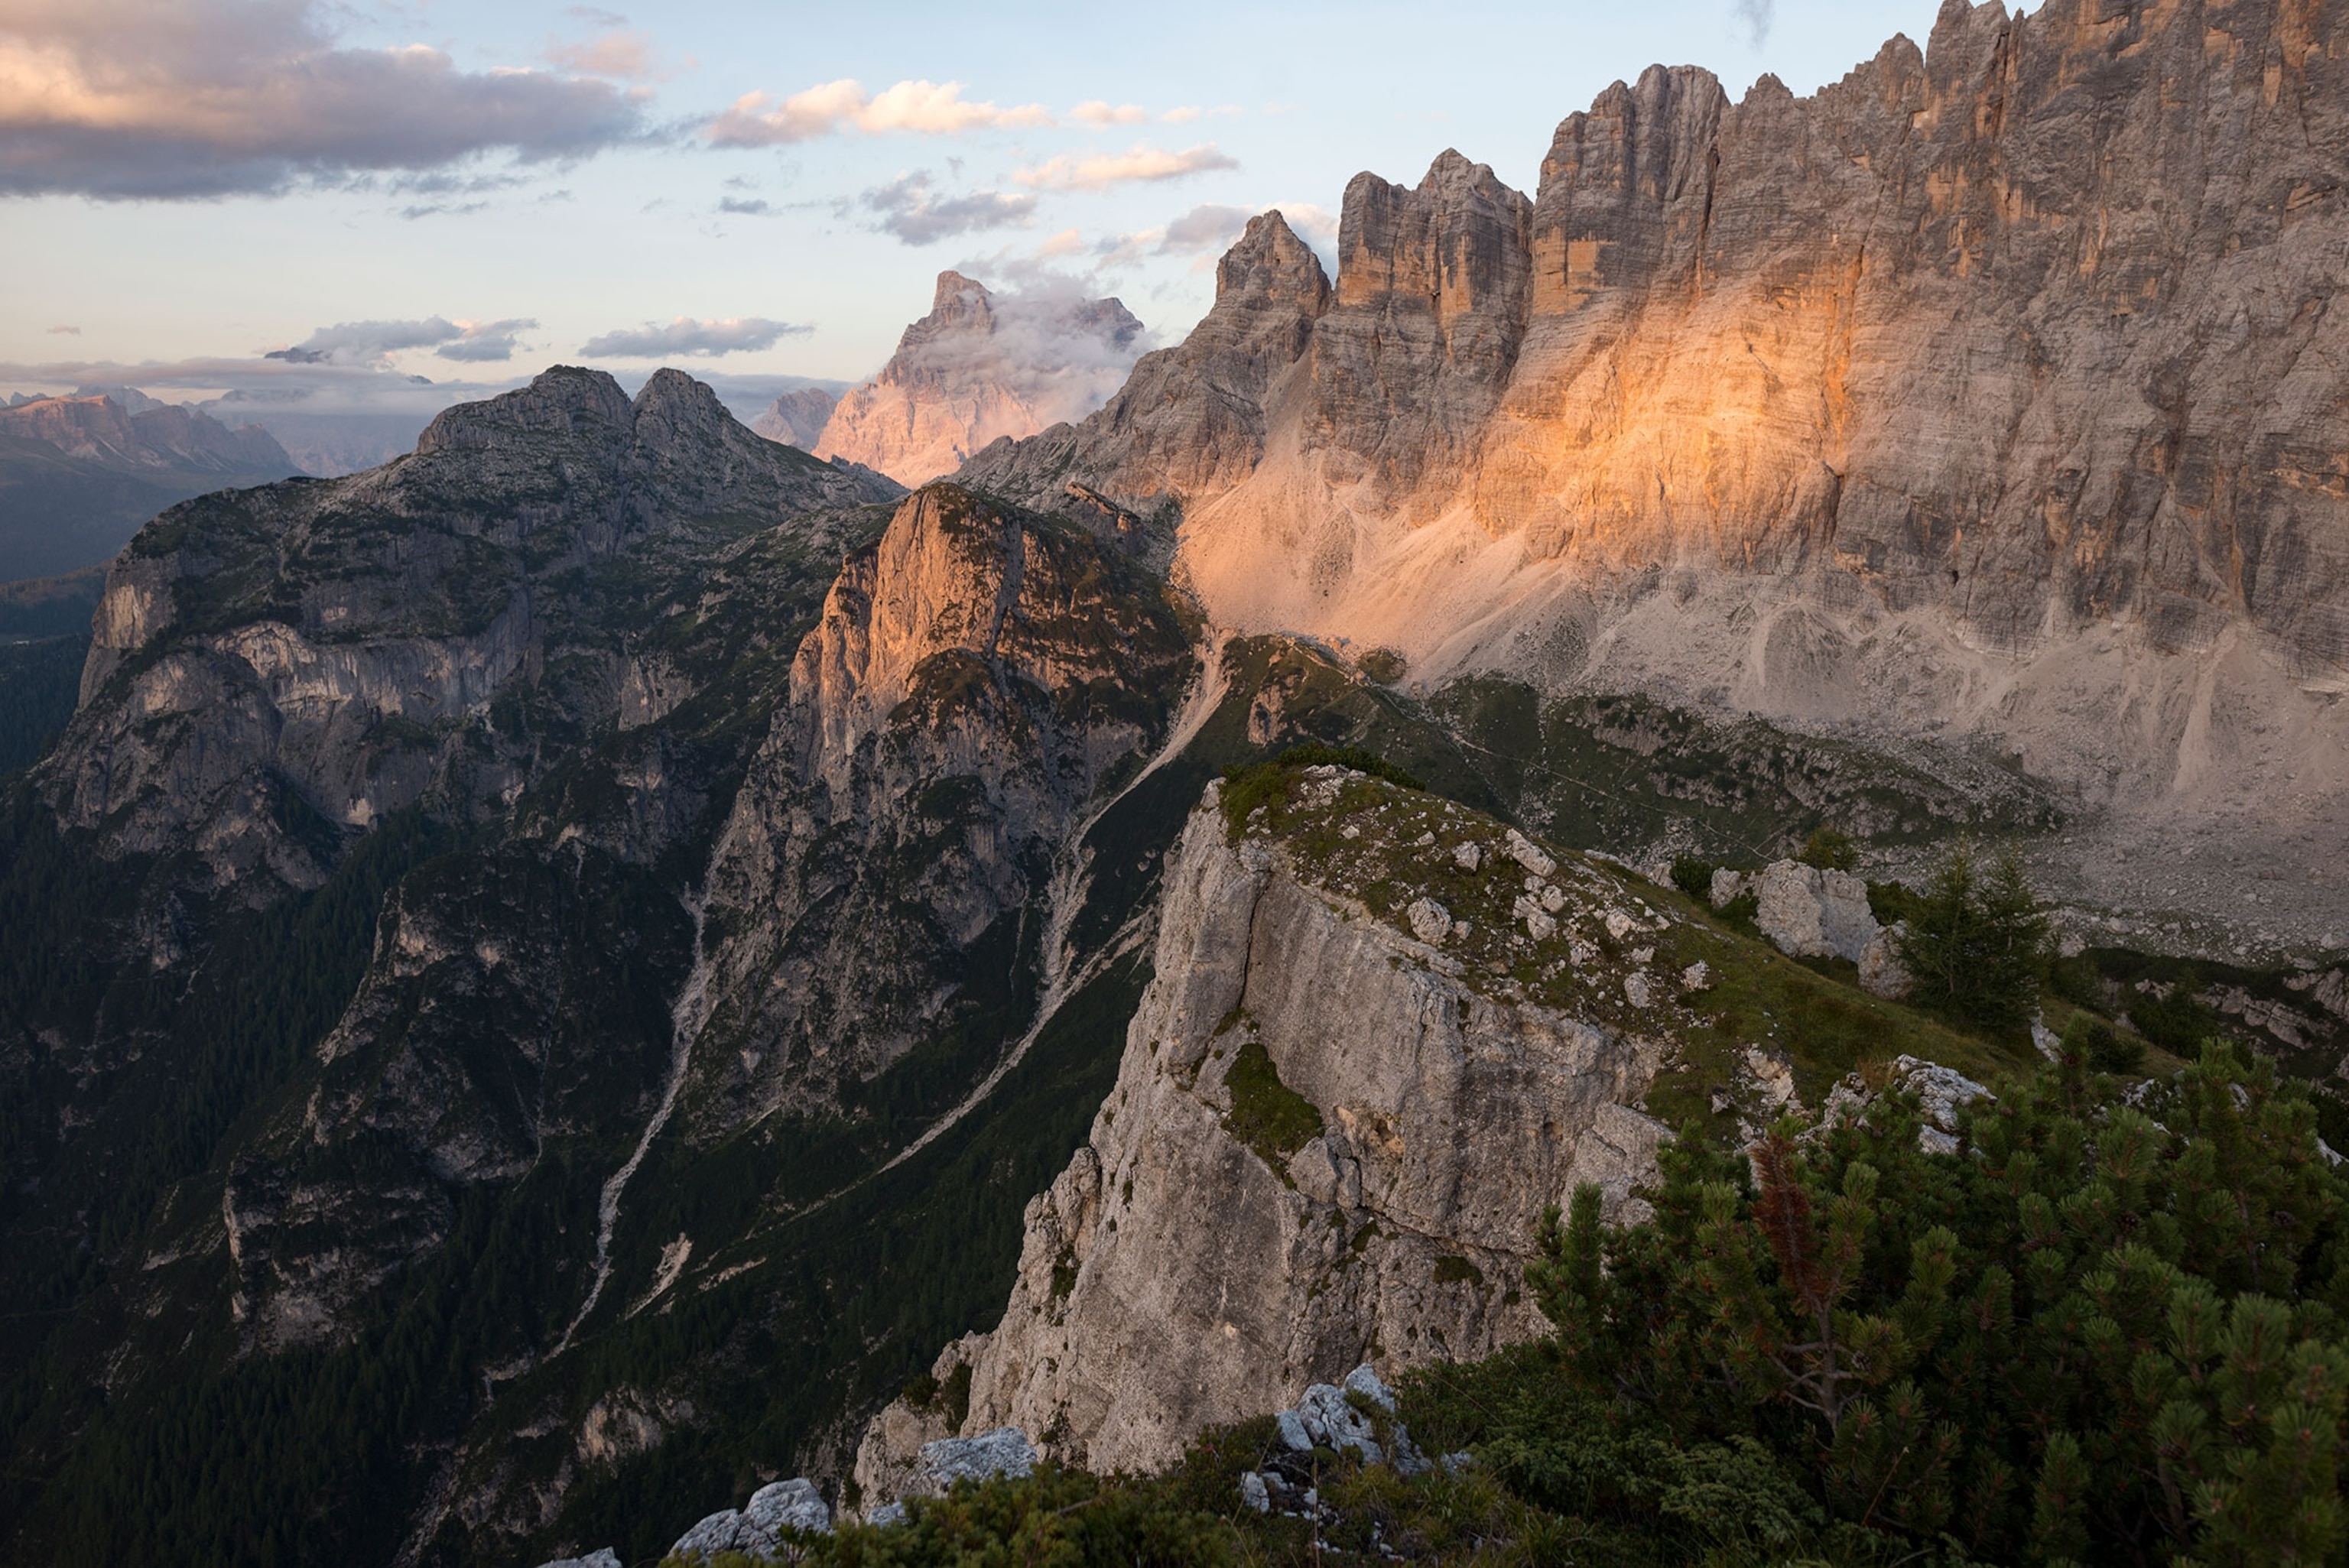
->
[[706, 78, 1050, 146], [265, 317, 466, 365], [578, 317, 809, 358], [1013, 142, 1236, 193], [565, 7, 628, 26], [1158, 106, 1200, 125], [47, 323, 77, 334], [545, 28, 668, 81], [435, 319, 538, 362], [718, 196, 772, 215], [861, 170, 1035, 245], [1069, 101, 1146, 126], [258, 316, 534, 365], [1037, 228, 1082, 258], [1158, 203, 1252, 254], [1734, 0, 1774, 45], [0, 0, 648, 200]]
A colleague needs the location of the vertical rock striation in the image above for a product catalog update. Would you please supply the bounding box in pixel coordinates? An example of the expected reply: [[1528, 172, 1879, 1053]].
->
[[858, 778, 1669, 1485]]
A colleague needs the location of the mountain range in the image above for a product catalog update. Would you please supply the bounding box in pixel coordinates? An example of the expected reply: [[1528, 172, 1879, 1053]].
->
[[0, 0, 2345, 1563]]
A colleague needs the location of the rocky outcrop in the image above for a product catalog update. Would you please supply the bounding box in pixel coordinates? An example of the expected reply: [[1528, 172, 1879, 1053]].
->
[[1713, 859, 1883, 963], [671, 1477, 831, 1558], [818, 273, 1146, 485], [682, 483, 1194, 1119], [859, 772, 1673, 1483]]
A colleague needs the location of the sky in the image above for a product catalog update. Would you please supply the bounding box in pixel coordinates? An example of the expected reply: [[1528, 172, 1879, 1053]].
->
[[0, 0, 1959, 421]]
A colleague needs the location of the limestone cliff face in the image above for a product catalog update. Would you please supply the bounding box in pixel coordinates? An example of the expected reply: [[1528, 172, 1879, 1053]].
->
[[858, 774, 1673, 1485], [817, 273, 1147, 486], [969, 0, 2349, 940], [681, 484, 1194, 1122]]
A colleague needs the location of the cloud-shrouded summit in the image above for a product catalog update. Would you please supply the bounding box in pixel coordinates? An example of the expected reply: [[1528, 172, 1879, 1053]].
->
[[814, 269, 1148, 485], [0, 0, 646, 198]]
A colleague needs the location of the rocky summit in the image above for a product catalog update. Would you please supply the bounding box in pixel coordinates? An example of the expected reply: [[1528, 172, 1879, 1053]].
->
[[817, 271, 1149, 486], [5, 2, 2349, 1566]]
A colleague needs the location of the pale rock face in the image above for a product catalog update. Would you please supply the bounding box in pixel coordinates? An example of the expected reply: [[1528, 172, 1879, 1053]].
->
[[751, 387, 839, 449], [880, 788, 1665, 1479], [1753, 860, 1880, 963], [819, 272, 1146, 485], [670, 1475, 830, 1559], [972, 0, 2349, 937]]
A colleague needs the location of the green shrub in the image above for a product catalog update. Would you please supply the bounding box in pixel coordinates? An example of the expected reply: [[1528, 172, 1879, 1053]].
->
[[1795, 828, 1857, 872], [1222, 1040, 1322, 1166], [2063, 1011, 2145, 1076], [1668, 855, 1719, 901], [1525, 1042, 2349, 1565], [1892, 841, 2048, 1033], [2130, 982, 2224, 1056]]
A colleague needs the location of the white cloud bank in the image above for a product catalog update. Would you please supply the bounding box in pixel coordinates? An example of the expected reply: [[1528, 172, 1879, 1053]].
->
[[1014, 143, 1238, 192], [577, 317, 809, 358], [706, 78, 1050, 146]]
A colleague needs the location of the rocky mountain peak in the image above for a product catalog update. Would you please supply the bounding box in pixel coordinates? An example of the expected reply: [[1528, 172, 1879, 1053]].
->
[[1213, 209, 1331, 320], [416, 365, 635, 455], [816, 275, 1149, 485]]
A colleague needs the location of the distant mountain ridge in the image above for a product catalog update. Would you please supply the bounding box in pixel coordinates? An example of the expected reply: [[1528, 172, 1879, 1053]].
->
[[0, 391, 301, 579]]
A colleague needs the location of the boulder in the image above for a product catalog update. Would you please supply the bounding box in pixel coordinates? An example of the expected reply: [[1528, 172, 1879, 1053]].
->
[[536, 1553, 621, 1568], [920, 1427, 1037, 1488], [1753, 861, 1880, 963], [1858, 925, 1911, 999], [669, 1475, 831, 1559]]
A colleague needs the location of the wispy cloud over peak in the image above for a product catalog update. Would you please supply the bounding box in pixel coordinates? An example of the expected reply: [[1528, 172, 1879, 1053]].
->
[[706, 79, 1051, 146], [1013, 142, 1238, 193], [578, 317, 809, 359], [0, 0, 647, 200], [860, 170, 1034, 245], [258, 317, 537, 366]]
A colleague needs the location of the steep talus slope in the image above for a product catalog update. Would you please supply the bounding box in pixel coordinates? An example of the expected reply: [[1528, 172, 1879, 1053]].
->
[[963, 0, 2349, 949], [817, 273, 1148, 486]]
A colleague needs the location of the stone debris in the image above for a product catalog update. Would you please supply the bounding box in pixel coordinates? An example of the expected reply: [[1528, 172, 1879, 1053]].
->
[[536, 1552, 621, 1568], [1405, 896, 1453, 945], [1821, 1056, 1994, 1155], [1267, 1365, 1429, 1475], [1452, 841, 1483, 872], [1710, 868, 1748, 910], [1623, 972, 1652, 1009], [1512, 893, 1557, 940], [671, 1475, 832, 1559], [1503, 829, 1555, 878], [1679, 961, 1712, 992], [2030, 1014, 2063, 1062], [1239, 1469, 1272, 1511]]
